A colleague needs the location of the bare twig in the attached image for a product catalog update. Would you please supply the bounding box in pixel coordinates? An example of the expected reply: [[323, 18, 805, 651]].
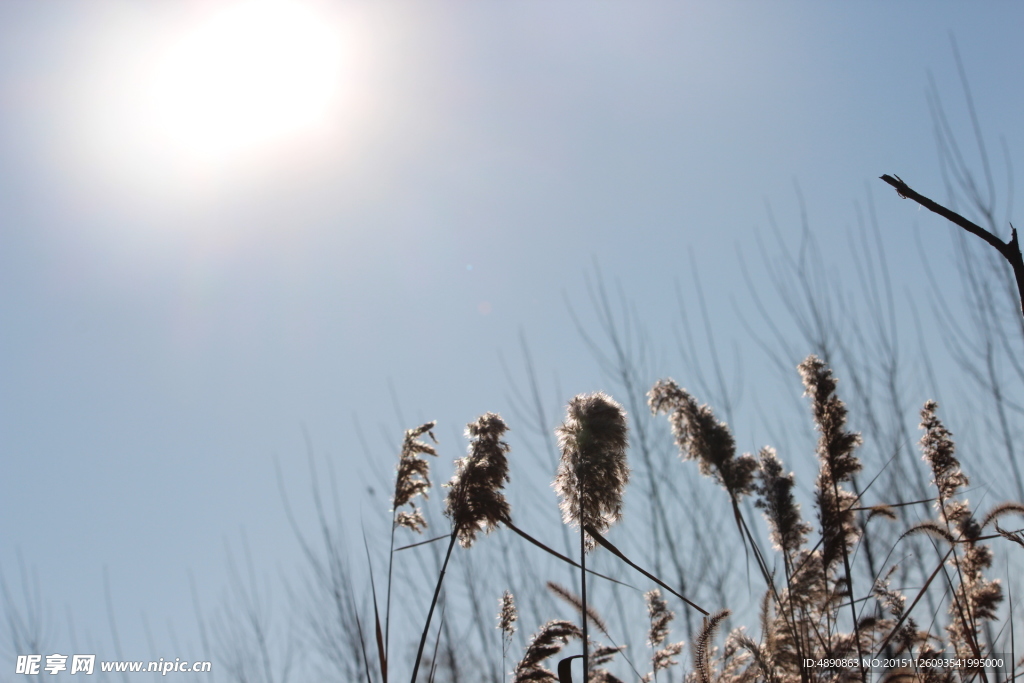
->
[[880, 174, 1024, 317]]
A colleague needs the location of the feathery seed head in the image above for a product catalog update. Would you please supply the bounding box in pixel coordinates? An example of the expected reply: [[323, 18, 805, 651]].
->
[[644, 589, 673, 648], [498, 590, 518, 636], [547, 582, 609, 635], [914, 399, 1003, 650], [444, 412, 511, 548], [693, 610, 730, 683], [513, 620, 582, 683], [394, 510, 427, 533], [553, 392, 630, 551], [651, 641, 684, 676], [798, 356, 862, 570], [815, 472, 860, 572], [873, 567, 906, 621], [919, 400, 968, 518], [590, 645, 627, 682], [648, 379, 756, 501], [754, 447, 810, 555], [392, 421, 438, 533], [798, 356, 862, 484]]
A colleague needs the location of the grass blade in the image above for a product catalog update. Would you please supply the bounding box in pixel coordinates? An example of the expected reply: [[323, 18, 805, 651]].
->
[[410, 530, 458, 683], [354, 612, 374, 683], [584, 524, 709, 616], [395, 534, 451, 552], [558, 655, 582, 683], [504, 520, 634, 589], [427, 603, 446, 683], [363, 530, 388, 683]]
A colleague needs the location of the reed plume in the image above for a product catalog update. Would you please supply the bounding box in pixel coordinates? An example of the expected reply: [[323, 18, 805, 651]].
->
[[499, 590, 518, 639], [799, 355, 866, 681], [411, 413, 513, 683], [512, 620, 582, 683], [754, 447, 810, 559], [553, 392, 630, 548], [919, 400, 967, 523], [445, 412, 512, 547], [547, 582, 609, 637], [553, 392, 629, 683], [798, 356, 862, 572], [916, 401, 1002, 661], [499, 591, 518, 683], [385, 421, 438, 678], [511, 618, 625, 683], [872, 567, 927, 657], [588, 645, 627, 683], [648, 379, 766, 620], [648, 379, 756, 502], [392, 421, 439, 533], [644, 589, 684, 678]]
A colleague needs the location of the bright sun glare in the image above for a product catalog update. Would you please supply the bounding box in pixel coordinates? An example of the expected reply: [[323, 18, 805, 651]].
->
[[148, 0, 343, 163]]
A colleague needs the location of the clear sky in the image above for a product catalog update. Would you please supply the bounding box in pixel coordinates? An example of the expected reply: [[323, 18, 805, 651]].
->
[[2, 1, 1024, 678]]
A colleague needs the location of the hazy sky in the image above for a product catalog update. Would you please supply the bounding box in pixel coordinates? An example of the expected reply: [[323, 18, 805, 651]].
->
[[3, 0, 1024, 676]]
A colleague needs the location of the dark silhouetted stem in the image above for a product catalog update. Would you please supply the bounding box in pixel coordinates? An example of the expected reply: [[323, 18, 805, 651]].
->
[[503, 520, 633, 587], [585, 525, 709, 616], [385, 512, 397, 680], [881, 174, 1024, 317], [580, 523, 588, 683], [410, 529, 458, 683]]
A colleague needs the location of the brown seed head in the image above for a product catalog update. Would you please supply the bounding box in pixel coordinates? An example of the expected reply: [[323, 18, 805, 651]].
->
[[547, 582, 609, 636], [444, 412, 511, 548], [553, 392, 629, 551], [919, 400, 969, 520], [513, 620, 582, 683], [498, 590, 517, 636], [798, 356, 862, 485], [754, 447, 810, 555], [392, 421, 438, 533], [648, 379, 755, 501], [799, 356, 862, 570]]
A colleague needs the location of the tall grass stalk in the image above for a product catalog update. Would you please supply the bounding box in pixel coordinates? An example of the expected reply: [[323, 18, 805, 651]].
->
[[499, 591, 517, 683], [798, 356, 867, 683], [411, 413, 511, 683], [357, 271, 1023, 683], [554, 393, 630, 681], [389, 421, 439, 681]]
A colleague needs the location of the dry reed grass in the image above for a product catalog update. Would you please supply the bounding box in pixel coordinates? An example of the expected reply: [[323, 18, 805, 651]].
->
[[554, 392, 631, 549], [364, 357, 1021, 683]]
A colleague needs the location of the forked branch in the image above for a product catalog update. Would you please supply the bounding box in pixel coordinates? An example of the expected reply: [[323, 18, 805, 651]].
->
[[880, 174, 1024, 317]]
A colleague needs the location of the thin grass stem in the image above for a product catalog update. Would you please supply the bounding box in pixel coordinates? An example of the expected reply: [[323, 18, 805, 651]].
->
[[385, 512, 396, 677], [584, 525, 709, 616], [410, 530, 458, 683], [363, 530, 388, 683], [580, 520, 588, 683], [504, 521, 634, 589]]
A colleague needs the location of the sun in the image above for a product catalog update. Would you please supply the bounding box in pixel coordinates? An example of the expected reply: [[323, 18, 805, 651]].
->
[[147, 0, 343, 163]]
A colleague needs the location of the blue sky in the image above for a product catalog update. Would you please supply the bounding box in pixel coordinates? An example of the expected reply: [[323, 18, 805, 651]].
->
[[2, 0, 1024, 677]]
